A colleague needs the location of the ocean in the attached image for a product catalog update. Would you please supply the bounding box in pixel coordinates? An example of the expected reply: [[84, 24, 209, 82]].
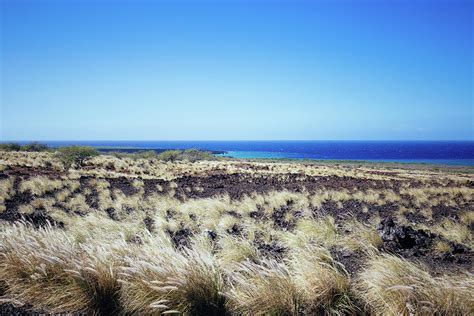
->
[[10, 140, 474, 166]]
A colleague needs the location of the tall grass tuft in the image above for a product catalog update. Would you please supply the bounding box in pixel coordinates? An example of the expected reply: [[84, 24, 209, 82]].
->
[[225, 259, 300, 315], [118, 235, 227, 315], [355, 254, 474, 315], [290, 244, 355, 315], [0, 222, 123, 315]]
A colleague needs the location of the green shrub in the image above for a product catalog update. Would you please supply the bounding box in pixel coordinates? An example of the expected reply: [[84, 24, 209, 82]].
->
[[0, 142, 50, 152], [133, 150, 158, 159], [0, 143, 21, 151], [156, 149, 214, 162], [182, 149, 214, 162], [23, 142, 50, 152], [157, 150, 182, 162], [57, 146, 99, 167]]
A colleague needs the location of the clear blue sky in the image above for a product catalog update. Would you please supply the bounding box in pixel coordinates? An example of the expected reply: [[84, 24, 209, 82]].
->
[[1, 0, 472, 140]]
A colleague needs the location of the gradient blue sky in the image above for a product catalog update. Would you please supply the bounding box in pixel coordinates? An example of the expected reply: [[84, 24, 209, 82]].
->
[[1, 0, 472, 140]]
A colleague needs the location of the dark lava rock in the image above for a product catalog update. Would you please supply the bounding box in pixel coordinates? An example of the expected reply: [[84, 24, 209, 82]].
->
[[330, 248, 363, 277], [128, 235, 143, 245], [226, 224, 242, 236], [144, 216, 155, 232], [168, 227, 193, 248], [226, 210, 242, 218], [255, 240, 287, 261], [108, 177, 139, 196], [271, 205, 296, 230], [377, 217, 433, 255], [0, 303, 46, 316], [377, 219, 473, 273], [249, 205, 266, 221], [105, 207, 119, 220], [23, 210, 64, 228], [204, 229, 218, 240]]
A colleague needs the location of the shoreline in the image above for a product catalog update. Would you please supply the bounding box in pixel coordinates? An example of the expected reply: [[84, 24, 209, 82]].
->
[[75, 146, 474, 170]]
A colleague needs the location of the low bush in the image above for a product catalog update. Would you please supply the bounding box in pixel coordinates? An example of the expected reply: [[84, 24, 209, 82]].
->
[[108, 150, 158, 160], [157, 150, 182, 162], [182, 149, 214, 162], [23, 142, 50, 152], [0, 142, 50, 152], [132, 150, 158, 160], [0, 143, 21, 151], [57, 146, 99, 167], [157, 149, 214, 162]]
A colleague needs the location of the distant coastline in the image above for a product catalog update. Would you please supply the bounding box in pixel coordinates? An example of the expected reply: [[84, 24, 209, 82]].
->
[[2, 140, 474, 166]]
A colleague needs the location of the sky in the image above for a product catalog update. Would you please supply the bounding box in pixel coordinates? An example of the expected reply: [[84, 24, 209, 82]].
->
[[0, 0, 472, 141]]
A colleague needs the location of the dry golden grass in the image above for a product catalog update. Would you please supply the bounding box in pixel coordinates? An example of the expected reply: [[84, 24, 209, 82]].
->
[[119, 235, 227, 315], [225, 244, 354, 315], [356, 254, 474, 315], [0, 151, 473, 314], [19, 176, 64, 196], [434, 219, 473, 248], [225, 258, 299, 315], [0, 222, 123, 314], [0, 177, 15, 213]]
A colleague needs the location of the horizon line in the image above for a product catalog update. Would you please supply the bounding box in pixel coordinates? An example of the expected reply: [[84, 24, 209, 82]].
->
[[2, 139, 474, 142]]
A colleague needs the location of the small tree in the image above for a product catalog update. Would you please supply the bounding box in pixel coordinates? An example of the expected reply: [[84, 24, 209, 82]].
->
[[134, 150, 158, 159], [183, 149, 213, 162], [57, 146, 99, 167], [157, 150, 182, 162]]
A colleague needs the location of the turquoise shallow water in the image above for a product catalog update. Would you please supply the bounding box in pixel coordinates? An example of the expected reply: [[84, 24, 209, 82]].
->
[[219, 151, 474, 166]]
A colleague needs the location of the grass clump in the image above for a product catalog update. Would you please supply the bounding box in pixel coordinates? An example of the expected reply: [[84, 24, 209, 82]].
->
[[0, 222, 123, 314], [290, 245, 354, 314], [119, 236, 227, 315], [355, 253, 474, 315], [225, 244, 354, 315], [434, 219, 472, 248], [225, 259, 299, 315]]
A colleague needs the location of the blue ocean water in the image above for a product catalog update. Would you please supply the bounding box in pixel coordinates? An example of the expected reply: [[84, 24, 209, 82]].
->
[[9, 140, 474, 166]]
